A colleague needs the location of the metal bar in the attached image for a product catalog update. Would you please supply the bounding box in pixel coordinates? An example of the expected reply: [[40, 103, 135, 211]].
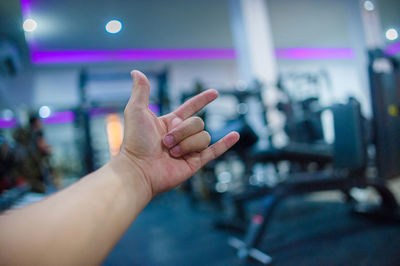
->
[[228, 237, 272, 265]]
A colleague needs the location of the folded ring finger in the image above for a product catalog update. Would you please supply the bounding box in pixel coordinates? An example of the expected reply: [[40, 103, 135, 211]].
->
[[169, 131, 211, 157], [163, 116, 204, 148]]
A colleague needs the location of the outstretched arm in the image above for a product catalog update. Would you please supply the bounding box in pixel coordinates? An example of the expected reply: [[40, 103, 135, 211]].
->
[[0, 70, 239, 265]]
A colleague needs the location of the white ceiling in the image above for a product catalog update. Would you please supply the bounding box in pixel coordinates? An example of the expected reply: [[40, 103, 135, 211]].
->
[[27, 0, 234, 50], [0, 0, 29, 61], [2, 0, 398, 59], [268, 0, 352, 48], [378, 0, 400, 33]]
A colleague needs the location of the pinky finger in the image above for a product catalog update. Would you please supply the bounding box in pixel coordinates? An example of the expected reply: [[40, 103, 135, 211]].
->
[[199, 131, 240, 167]]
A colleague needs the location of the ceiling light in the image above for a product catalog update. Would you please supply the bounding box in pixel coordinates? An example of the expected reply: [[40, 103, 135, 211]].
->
[[23, 18, 37, 32], [363, 1, 374, 11], [105, 20, 122, 34], [385, 28, 399, 41], [39, 106, 51, 119], [1, 109, 14, 121]]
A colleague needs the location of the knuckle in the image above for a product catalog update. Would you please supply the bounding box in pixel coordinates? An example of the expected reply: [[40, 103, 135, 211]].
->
[[172, 129, 183, 142], [179, 141, 188, 153], [123, 104, 134, 117]]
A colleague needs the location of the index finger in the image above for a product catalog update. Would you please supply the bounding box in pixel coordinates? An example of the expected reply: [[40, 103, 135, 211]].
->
[[173, 89, 218, 120]]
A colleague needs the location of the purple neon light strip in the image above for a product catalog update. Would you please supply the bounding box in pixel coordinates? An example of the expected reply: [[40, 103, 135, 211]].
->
[[31, 49, 236, 64], [275, 48, 354, 60], [30, 47, 356, 64], [89, 107, 118, 118], [42, 111, 76, 125], [148, 104, 160, 115], [20, 0, 31, 19], [385, 41, 400, 56], [0, 118, 17, 129]]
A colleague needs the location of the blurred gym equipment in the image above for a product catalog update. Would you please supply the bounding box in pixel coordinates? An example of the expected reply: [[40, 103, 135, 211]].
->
[[228, 50, 400, 264], [210, 80, 334, 231]]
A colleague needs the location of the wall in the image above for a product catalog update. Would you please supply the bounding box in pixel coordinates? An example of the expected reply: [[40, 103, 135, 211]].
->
[[32, 59, 239, 109], [33, 67, 80, 108], [268, 0, 351, 48], [268, 0, 372, 116]]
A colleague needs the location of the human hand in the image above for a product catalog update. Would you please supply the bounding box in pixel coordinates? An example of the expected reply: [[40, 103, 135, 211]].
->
[[116, 70, 239, 198]]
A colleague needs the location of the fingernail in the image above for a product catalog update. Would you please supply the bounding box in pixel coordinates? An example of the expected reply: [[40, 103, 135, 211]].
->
[[164, 135, 175, 148], [170, 145, 181, 156], [131, 70, 137, 79]]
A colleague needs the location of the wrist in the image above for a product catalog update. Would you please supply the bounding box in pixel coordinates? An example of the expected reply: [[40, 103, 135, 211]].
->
[[107, 152, 153, 203]]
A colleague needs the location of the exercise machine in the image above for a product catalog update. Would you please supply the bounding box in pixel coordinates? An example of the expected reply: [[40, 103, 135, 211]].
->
[[228, 50, 400, 264]]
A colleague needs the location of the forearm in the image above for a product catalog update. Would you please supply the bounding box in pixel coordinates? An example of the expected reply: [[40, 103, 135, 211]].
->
[[0, 154, 151, 265]]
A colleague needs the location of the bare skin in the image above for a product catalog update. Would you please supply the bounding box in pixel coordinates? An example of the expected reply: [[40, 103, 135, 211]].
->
[[0, 70, 240, 265]]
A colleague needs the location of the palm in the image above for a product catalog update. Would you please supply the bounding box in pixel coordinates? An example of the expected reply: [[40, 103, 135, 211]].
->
[[121, 71, 239, 196], [123, 108, 198, 193]]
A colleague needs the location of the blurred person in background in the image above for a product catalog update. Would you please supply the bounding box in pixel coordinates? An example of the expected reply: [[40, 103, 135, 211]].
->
[[0, 135, 17, 193], [12, 115, 56, 193], [0, 134, 28, 195]]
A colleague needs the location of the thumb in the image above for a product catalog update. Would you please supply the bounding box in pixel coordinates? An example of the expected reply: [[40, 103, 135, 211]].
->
[[130, 70, 150, 108]]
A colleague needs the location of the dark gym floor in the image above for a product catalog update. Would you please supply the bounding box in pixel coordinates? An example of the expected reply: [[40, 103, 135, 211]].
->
[[103, 190, 400, 266]]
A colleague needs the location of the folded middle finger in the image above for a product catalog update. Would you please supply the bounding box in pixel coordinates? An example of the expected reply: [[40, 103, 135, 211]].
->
[[163, 116, 204, 148]]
